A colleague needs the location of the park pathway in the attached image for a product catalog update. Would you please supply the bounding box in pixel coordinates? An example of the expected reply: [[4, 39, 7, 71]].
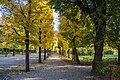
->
[[7, 53, 94, 80]]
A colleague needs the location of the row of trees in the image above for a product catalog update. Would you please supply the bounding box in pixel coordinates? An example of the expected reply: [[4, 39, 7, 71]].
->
[[0, 0, 54, 72], [50, 0, 120, 72], [0, 0, 119, 73]]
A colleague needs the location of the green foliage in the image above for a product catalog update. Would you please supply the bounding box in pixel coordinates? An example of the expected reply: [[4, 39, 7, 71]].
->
[[104, 50, 114, 55], [77, 48, 94, 56], [109, 65, 120, 80], [96, 63, 120, 79], [58, 41, 63, 49], [0, 48, 2, 54], [79, 54, 117, 63], [59, 11, 93, 49], [87, 48, 94, 56], [77, 48, 84, 55], [0, 0, 54, 72], [0, 0, 54, 49], [96, 61, 110, 76], [106, 0, 120, 48]]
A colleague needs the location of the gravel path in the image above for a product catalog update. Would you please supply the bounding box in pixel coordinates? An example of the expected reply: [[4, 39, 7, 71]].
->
[[0, 54, 39, 67], [7, 53, 93, 80], [0, 53, 40, 80]]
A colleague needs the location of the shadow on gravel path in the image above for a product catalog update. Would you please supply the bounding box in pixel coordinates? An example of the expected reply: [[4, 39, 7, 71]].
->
[[8, 53, 94, 80], [1, 53, 105, 80]]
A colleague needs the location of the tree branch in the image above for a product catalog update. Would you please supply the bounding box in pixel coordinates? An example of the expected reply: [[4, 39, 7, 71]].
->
[[12, 28, 21, 36], [70, 0, 96, 15], [18, 0, 27, 19]]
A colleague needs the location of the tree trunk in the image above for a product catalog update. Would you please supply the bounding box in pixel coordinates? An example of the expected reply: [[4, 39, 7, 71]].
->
[[67, 49, 70, 58], [44, 49, 46, 60], [25, 31, 29, 72], [118, 45, 120, 65], [72, 48, 75, 61], [59, 48, 61, 55], [4, 48, 8, 57], [49, 50, 52, 56], [22, 50, 24, 55], [72, 47, 80, 64], [13, 49, 15, 56], [92, 24, 105, 72], [46, 49, 48, 58], [24, 0, 31, 72], [5, 50, 7, 57], [91, 1, 106, 72], [39, 47, 42, 63], [74, 48, 80, 64], [38, 28, 42, 63], [73, 37, 80, 64], [62, 48, 64, 55], [93, 42, 103, 71]]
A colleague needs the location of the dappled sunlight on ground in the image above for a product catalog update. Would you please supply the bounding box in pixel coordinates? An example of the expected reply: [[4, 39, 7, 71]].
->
[[0, 53, 95, 80], [8, 54, 93, 80], [23, 78, 42, 80], [48, 57, 61, 60]]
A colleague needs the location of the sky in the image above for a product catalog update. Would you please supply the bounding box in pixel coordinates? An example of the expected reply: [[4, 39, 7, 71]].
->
[[53, 10, 60, 31], [0, 12, 2, 24], [0, 5, 2, 17], [0, 12, 1, 17], [0, 5, 60, 31], [0, 5, 2, 24]]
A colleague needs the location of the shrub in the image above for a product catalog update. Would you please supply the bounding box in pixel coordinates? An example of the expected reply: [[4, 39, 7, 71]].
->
[[77, 48, 84, 56], [104, 50, 114, 55], [77, 48, 94, 56], [96, 62, 120, 79], [109, 64, 120, 80], [96, 61, 110, 76], [0, 48, 2, 53], [86, 48, 94, 56]]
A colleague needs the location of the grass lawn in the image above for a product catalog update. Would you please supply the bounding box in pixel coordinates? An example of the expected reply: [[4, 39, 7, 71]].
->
[[79, 54, 118, 63]]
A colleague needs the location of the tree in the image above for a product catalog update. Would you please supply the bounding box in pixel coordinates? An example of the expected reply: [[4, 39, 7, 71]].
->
[[30, 0, 53, 63], [1, 9, 25, 51], [59, 7, 93, 64], [50, 0, 107, 72], [59, 16, 81, 64], [1, 0, 53, 71], [58, 34, 69, 55], [41, 19, 54, 60], [106, 0, 120, 65], [0, 0, 31, 71]]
